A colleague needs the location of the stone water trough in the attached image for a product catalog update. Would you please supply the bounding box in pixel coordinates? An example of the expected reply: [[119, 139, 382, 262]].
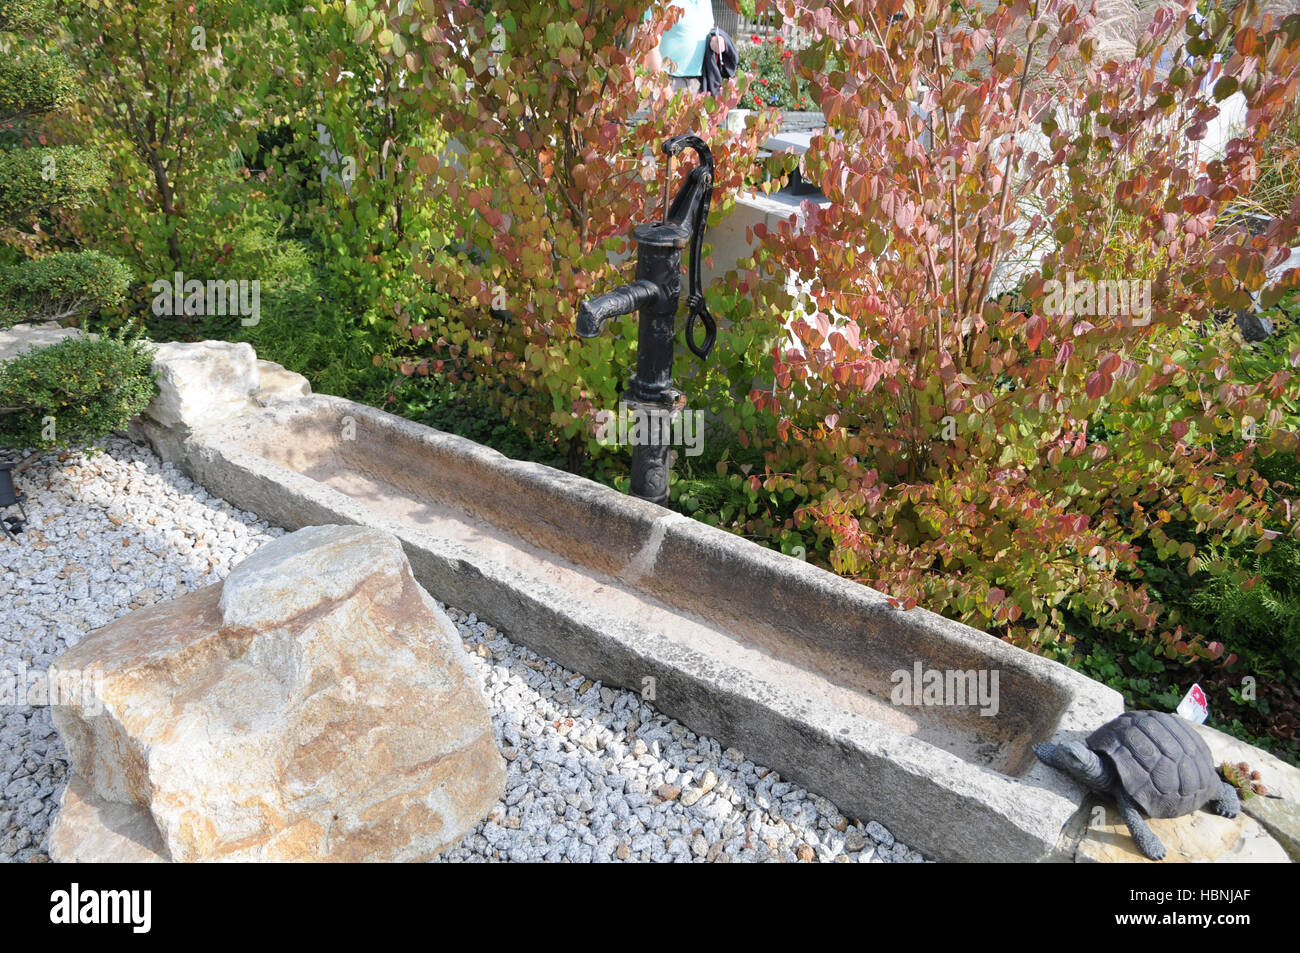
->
[[140, 391, 1123, 862]]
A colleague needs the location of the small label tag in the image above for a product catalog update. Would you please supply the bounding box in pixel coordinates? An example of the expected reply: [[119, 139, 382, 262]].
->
[[1176, 683, 1209, 724]]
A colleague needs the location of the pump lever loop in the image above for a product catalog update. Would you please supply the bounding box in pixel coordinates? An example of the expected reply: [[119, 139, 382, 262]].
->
[[684, 171, 713, 360], [659, 134, 717, 361], [685, 293, 716, 360]]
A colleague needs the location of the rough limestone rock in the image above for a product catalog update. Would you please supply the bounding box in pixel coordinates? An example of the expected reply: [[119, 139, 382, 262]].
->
[[49, 524, 505, 862], [146, 340, 261, 430], [50, 777, 169, 864], [1075, 805, 1287, 863], [129, 341, 310, 463], [0, 321, 96, 364], [1193, 721, 1300, 863], [1244, 798, 1300, 863], [255, 359, 312, 406]]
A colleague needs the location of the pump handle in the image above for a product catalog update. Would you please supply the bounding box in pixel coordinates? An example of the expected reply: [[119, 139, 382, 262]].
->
[[661, 136, 717, 360]]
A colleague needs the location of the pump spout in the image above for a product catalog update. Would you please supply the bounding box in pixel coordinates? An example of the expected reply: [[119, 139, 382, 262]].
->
[[576, 279, 663, 338]]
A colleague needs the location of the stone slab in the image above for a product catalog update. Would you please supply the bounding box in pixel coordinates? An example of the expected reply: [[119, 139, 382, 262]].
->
[[0, 322, 96, 364], [1075, 801, 1288, 863], [1193, 722, 1300, 862]]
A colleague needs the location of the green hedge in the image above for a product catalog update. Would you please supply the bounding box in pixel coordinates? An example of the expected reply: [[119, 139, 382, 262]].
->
[[0, 145, 111, 224], [0, 333, 157, 450], [0, 0, 57, 33], [0, 45, 77, 123], [0, 250, 133, 327]]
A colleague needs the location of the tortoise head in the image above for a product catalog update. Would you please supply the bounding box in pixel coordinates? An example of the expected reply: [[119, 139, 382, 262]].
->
[[1035, 740, 1107, 788]]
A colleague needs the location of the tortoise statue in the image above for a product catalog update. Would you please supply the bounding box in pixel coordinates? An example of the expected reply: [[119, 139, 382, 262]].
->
[[1034, 710, 1240, 861]]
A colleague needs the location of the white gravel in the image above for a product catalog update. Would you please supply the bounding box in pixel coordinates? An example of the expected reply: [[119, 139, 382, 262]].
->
[[1, 436, 924, 863]]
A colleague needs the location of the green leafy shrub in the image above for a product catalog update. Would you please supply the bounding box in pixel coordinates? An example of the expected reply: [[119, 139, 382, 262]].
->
[[0, 44, 76, 124], [234, 266, 396, 405], [0, 0, 54, 32], [396, 378, 570, 471], [0, 332, 156, 450], [0, 145, 111, 227], [55, 0, 256, 275], [1190, 535, 1300, 673], [64, 0, 456, 390], [0, 0, 125, 328], [0, 250, 132, 327], [252, 2, 454, 336], [658, 285, 785, 528], [1080, 388, 1300, 762], [136, 205, 318, 338]]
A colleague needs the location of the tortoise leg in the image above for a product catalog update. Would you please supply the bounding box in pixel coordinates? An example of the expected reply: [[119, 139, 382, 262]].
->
[[1115, 789, 1166, 861], [1212, 781, 1241, 819]]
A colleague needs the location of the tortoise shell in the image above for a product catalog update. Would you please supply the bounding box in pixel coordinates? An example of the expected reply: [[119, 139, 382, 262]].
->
[[1087, 710, 1220, 818]]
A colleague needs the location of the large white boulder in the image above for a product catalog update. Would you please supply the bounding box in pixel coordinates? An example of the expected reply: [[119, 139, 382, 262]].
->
[[129, 341, 310, 463], [48, 524, 505, 862], [145, 340, 262, 431]]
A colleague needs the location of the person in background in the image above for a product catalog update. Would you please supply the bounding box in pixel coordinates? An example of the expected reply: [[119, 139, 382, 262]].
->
[[644, 0, 715, 93], [700, 25, 737, 98]]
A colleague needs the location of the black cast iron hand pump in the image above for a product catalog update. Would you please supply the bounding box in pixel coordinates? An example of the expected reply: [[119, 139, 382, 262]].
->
[[576, 134, 716, 503]]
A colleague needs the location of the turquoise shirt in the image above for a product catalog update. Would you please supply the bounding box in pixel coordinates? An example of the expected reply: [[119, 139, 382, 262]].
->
[[650, 0, 715, 78]]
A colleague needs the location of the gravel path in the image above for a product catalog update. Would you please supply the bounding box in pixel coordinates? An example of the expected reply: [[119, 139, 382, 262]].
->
[[1, 437, 923, 863]]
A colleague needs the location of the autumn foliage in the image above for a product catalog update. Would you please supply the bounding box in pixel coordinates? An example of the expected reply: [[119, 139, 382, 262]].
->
[[738, 0, 1300, 661], [353, 0, 778, 458]]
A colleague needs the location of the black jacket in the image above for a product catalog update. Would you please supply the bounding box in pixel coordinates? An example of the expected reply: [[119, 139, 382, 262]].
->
[[700, 27, 738, 98]]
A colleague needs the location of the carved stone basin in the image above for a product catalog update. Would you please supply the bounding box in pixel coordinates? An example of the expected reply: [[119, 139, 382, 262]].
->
[[169, 393, 1122, 861]]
